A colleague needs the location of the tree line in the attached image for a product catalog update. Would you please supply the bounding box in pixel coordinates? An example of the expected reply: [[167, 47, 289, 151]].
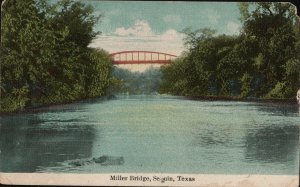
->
[[160, 2, 300, 100], [110, 67, 162, 95], [1, 0, 112, 112], [1, 2, 299, 113]]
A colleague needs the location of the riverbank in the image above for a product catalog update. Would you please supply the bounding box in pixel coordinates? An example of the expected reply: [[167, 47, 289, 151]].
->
[[184, 94, 297, 105], [1, 93, 298, 116], [0, 94, 117, 116]]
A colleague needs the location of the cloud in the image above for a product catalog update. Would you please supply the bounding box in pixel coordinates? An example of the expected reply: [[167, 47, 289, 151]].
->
[[163, 15, 181, 25], [89, 20, 185, 56], [114, 20, 153, 37], [159, 29, 181, 40], [225, 21, 240, 35], [207, 9, 221, 25]]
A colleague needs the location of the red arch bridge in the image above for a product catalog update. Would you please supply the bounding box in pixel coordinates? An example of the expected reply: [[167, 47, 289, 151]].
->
[[110, 51, 177, 65]]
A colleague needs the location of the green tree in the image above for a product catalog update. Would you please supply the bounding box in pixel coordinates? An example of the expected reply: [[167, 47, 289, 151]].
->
[[48, 0, 101, 48], [160, 29, 244, 97], [239, 2, 299, 98], [160, 57, 189, 95], [1, 0, 112, 112], [86, 49, 112, 97], [160, 2, 299, 100], [1, 0, 44, 111]]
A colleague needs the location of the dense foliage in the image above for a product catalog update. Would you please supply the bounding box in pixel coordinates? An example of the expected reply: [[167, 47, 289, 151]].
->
[[160, 2, 300, 100], [0, 0, 112, 112], [111, 67, 162, 94]]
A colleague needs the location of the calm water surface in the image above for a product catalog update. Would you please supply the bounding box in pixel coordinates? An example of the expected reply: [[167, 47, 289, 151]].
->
[[0, 95, 299, 174]]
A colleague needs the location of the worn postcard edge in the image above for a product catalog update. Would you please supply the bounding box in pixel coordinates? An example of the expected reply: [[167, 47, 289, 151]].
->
[[0, 173, 298, 186]]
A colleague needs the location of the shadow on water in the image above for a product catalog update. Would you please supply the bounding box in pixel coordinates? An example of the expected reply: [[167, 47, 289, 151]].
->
[[245, 125, 299, 163], [0, 114, 96, 172], [0, 95, 114, 117], [255, 102, 299, 116], [192, 124, 233, 147]]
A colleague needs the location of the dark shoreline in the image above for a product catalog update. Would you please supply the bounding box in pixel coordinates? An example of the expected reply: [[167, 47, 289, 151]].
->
[[0, 95, 116, 116], [0, 94, 298, 116], [185, 95, 297, 105]]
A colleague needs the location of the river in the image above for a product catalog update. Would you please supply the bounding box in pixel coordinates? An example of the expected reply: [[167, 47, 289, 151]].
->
[[0, 95, 299, 174]]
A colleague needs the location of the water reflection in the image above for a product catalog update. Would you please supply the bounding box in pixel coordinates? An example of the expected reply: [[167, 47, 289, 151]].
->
[[245, 125, 299, 163], [192, 124, 233, 147], [0, 114, 95, 172], [255, 102, 298, 116], [0, 96, 299, 174]]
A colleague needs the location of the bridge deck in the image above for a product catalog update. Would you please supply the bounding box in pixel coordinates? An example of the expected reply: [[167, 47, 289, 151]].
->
[[112, 60, 171, 65]]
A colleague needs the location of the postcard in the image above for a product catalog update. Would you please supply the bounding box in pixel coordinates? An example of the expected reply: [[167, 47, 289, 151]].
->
[[0, 1, 299, 186]]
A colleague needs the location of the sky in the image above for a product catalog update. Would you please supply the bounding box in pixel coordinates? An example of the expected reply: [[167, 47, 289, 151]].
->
[[86, 1, 242, 56]]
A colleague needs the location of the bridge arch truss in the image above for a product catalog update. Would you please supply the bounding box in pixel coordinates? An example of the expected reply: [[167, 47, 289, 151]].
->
[[110, 51, 177, 65]]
